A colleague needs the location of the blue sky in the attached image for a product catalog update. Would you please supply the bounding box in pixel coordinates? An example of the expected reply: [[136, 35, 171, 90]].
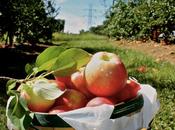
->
[[55, 0, 113, 33]]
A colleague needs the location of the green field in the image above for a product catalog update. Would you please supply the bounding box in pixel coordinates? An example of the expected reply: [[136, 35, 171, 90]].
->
[[1, 33, 175, 129]]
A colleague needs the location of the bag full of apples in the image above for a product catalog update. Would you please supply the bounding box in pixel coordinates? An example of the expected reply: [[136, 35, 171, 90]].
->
[[6, 46, 159, 130]]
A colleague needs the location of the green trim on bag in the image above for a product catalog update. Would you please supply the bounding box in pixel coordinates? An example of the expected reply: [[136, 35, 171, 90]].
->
[[32, 113, 71, 127], [110, 94, 144, 119]]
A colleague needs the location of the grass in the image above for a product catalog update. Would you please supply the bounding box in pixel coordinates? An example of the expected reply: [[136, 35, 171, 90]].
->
[[0, 93, 8, 129], [0, 33, 175, 129]]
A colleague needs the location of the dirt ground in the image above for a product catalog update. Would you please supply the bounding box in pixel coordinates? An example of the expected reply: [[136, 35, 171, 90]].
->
[[113, 40, 175, 65]]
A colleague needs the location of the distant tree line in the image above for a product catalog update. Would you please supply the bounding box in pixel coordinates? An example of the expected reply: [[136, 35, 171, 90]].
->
[[0, 0, 65, 46], [90, 0, 175, 43]]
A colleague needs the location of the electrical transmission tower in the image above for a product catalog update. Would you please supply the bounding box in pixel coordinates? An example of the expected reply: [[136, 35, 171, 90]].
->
[[86, 4, 98, 29], [84, 3, 107, 29], [87, 4, 93, 28]]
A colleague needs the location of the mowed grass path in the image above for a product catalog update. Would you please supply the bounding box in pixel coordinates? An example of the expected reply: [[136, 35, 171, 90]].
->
[[0, 33, 174, 129]]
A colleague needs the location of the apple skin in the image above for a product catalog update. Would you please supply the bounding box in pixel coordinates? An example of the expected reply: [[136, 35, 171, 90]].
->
[[55, 89, 88, 110], [20, 89, 55, 113], [48, 79, 66, 91], [85, 52, 128, 97], [55, 76, 73, 90], [71, 68, 94, 98], [86, 97, 115, 107], [54, 80, 66, 91], [49, 105, 71, 114], [116, 79, 141, 103]]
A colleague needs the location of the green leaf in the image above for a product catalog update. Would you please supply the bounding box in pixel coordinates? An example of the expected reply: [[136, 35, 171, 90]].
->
[[6, 80, 17, 96], [52, 48, 91, 76], [35, 46, 66, 71], [25, 63, 35, 75], [19, 96, 30, 112], [33, 79, 65, 100], [18, 112, 34, 130], [7, 96, 34, 130], [52, 56, 77, 76]]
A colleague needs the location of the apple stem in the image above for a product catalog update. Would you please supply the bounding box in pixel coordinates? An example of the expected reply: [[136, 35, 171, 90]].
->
[[0, 76, 23, 83], [0, 71, 56, 86], [0, 76, 17, 80], [38, 70, 55, 78], [25, 71, 36, 80]]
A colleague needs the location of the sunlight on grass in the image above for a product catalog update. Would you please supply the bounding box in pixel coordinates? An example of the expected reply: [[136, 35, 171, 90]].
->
[[52, 32, 108, 44]]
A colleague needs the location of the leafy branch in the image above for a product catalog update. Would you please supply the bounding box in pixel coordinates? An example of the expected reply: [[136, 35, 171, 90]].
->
[[5, 46, 91, 130]]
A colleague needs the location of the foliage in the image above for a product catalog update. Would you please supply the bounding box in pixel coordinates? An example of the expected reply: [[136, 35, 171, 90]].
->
[[93, 0, 175, 42], [5, 46, 91, 130], [0, 0, 64, 46]]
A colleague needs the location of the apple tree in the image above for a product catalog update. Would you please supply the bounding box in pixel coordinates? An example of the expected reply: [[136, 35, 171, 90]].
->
[[95, 0, 175, 42], [0, 0, 64, 46]]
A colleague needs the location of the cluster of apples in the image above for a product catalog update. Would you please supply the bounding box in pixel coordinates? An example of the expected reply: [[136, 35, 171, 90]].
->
[[20, 51, 141, 114]]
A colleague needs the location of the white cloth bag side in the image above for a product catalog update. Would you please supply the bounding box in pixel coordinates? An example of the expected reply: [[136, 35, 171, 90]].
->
[[58, 84, 160, 130]]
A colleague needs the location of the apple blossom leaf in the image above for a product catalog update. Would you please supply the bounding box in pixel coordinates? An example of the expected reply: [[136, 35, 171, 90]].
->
[[33, 79, 65, 100], [35, 46, 66, 71], [6, 79, 18, 96], [52, 56, 77, 76], [25, 63, 35, 75], [7, 96, 34, 130], [52, 48, 91, 76]]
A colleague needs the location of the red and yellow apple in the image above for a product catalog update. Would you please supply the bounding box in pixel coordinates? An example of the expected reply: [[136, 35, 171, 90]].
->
[[85, 52, 128, 97], [86, 97, 115, 107], [116, 79, 141, 102], [55, 76, 73, 90], [55, 89, 88, 110], [20, 87, 55, 113], [71, 67, 94, 98]]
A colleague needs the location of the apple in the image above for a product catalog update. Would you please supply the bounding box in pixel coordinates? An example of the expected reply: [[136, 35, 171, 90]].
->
[[71, 67, 94, 98], [48, 79, 66, 91], [20, 79, 65, 113], [55, 76, 73, 90], [54, 80, 66, 91], [20, 88, 55, 113], [49, 105, 71, 114], [116, 79, 141, 102], [86, 97, 115, 107], [85, 52, 128, 97], [55, 89, 88, 110]]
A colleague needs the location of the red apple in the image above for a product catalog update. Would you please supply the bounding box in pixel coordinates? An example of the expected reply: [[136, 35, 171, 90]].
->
[[20, 88, 55, 113], [116, 79, 141, 102], [55, 80, 66, 91], [55, 76, 73, 90], [85, 52, 128, 97], [86, 97, 115, 107], [48, 79, 66, 91], [55, 89, 88, 110], [49, 105, 71, 114], [71, 67, 94, 98]]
